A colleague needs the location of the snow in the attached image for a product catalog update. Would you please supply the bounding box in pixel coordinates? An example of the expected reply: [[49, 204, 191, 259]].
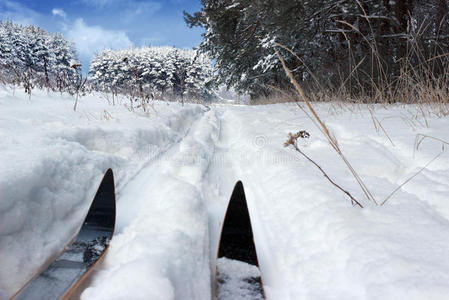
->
[[217, 257, 263, 300], [0, 88, 205, 299], [1, 87, 449, 300]]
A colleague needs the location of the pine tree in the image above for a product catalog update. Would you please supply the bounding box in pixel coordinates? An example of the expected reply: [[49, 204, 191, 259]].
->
[[0, 21, 80, 93], [185, 0, 449, 99], [89, 46, 213, 101]]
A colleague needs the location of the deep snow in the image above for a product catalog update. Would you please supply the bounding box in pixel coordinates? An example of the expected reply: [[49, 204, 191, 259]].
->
[[1, 87, 448, 300]]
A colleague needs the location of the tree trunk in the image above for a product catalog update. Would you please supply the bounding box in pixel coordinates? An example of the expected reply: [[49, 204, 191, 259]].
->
[[43, 56, 50, 88]]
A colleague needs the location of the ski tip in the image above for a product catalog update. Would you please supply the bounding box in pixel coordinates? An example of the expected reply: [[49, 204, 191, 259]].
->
[[218, 180, 259, 266], [84, 168, 116, 234], [228, 180, 245, 206], [235, 180, 243, 189], [216, 180, 265, 299]]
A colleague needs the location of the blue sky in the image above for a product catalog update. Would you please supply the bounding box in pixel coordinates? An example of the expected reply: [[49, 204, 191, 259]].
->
[[0, 0, 204, 72]]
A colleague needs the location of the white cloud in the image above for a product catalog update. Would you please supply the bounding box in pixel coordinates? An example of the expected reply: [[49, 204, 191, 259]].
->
[[0, 0, 40, 25], [67, 18, 133, 63], [123, 2, 161, 20], [51, 8, 67, 19]]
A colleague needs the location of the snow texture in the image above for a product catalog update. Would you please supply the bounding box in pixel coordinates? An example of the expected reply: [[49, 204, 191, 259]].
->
[[1, 87, 449, 300], [217, 257, 264, 300]]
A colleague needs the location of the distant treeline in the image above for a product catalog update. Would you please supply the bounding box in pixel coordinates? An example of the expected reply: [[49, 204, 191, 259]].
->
[[185, 0, 449, 100], [0, 21, 80, 94], [0, 21, 214, 103], [89, 47, 214, 101]]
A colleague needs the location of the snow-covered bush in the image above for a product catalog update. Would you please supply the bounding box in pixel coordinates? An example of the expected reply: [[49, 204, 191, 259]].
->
[[89, 46, 214, 102], [0, 21, 80, 94]]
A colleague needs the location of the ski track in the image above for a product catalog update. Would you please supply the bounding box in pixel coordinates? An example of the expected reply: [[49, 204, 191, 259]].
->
[[114, 107, 209, 233], [2, 89, 449, 300], [212, 105, 449, 300], [0, 89, 206, 299]]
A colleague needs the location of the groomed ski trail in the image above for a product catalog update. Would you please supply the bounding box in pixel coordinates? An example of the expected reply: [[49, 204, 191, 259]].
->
[[81, 108, 221, 300], [82, 105, 284, 299]]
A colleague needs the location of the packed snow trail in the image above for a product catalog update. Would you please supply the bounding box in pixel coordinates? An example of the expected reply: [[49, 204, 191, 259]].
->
[[209, 105, 449, 299], [81, 109, 222, 300], [1, 88, 449, 300], [87, 103, 449, 300]]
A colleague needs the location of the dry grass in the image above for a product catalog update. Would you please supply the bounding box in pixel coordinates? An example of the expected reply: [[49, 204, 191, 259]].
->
[[415, 134, 449, 152], [258, 13, 449, 116], [261, 16, 448, 209], [368, 107, 395, 146], [277, 49, 377, 207], [276, 40, 447, 207]]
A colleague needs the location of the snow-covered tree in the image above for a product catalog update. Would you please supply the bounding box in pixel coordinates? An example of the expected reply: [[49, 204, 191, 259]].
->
[[0, 21, 79, 93], [89, 46, 214, 101], [185, 0, 449, 99], [48, 33, 79, 92]]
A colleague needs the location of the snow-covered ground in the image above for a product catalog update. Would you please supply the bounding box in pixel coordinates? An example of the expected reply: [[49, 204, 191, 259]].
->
[[1, 87, 448, 300]]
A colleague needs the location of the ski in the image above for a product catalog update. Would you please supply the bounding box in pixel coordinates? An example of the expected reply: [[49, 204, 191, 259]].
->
[[12, 168, 116, 300], [216, 181, 265, 300]]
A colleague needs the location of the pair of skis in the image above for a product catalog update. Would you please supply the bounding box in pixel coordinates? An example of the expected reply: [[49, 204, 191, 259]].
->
[[12, 171, 264, 299]]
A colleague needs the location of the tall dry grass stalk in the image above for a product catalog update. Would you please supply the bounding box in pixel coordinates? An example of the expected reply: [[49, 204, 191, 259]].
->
[[415, 134, 449, 152], [380, 151, 444, 205], [272, 12, 448, 207], [276, 49, 378, 207], [277, 44, 446, 207], [368, 108, 395, 146]]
